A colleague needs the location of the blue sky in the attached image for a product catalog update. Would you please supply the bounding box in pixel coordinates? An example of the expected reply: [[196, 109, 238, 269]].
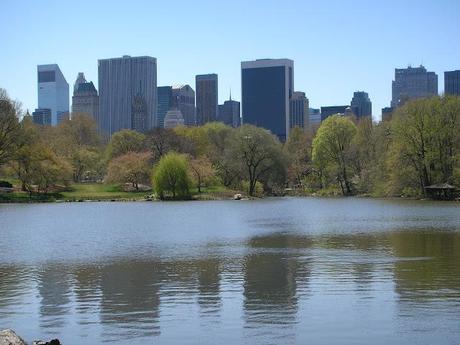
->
[[1, 0, 459, 121]]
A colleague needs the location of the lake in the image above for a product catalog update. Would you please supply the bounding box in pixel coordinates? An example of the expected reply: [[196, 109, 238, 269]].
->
[[1, 197, 460, 344]]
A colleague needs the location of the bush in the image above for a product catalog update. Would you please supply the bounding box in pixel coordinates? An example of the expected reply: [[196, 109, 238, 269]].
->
[[152, 152, 191, 200]]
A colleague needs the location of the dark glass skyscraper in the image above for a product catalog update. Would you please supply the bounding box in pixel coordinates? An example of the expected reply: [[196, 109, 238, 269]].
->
[[445, 70, 460, 96], [196, 74, 218, 125], [350, 91, 372, 118], [157, 86, 173, 128], [391, 65, 438, 108], [98, 55, 157, 136], [241, 59, 293, 141]]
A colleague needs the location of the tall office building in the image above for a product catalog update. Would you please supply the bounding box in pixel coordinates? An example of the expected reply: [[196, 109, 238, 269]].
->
[[164, 108, 185, 129], [241, 58, 294, 141], [196, 74, 218, 125], [350, 91, 372, 118], [37, 64, 69, 126], [289, 91, 309, 129], [309, 108, 321, 128], [72, 73, 99, 121], [445, 70, 460, 96], [32, 108, 52, 126], [218, 93, 240, 127], [98, 55, 157, 135], [320, 105, 348, 121], [391, 65, 438, 107], [381, 107, 394, 122], [172, 85, 196, 126], [157, 86, 173, 128]]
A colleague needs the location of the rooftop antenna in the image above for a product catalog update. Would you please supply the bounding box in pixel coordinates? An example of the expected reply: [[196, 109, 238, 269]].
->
[[229, 88, 232, 101]]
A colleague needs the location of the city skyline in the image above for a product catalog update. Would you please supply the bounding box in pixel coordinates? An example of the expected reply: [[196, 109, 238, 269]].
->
[[1, 0, 459, 122]]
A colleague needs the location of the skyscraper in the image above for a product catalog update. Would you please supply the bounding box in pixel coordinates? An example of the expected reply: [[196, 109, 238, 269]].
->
[[391, 65, 438, 107], [218, 92, 240, 127], [172, 85, 196, 126], [157, 86, 173, 128], [196, 74, 218, 125], [98, 55, 157, 136], [350, 91, 372, 118], [37, 64, 69, 126], [320, 105, 348, 121], [445, 70, 460, 96], [289, 91, 309, 130], [72, 73, 99, 121], [164, 108, 185, 129], [309, 108, 321, 128], [32, 108, 52, 126], [241, 59, 294, 141]]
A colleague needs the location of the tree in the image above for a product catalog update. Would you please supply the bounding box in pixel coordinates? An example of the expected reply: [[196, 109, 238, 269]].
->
[[0, 88, 22, 167], [312, 115, 357, 195], [152, 152, 191, 199], [107, 129, 146, 159], [228, 125, 287, 196], [389, 96, 460, 195], [41, 114, 103, 182], [11, 118, 72, 196], [188, 155, 215, 193], [145, 127, 193, 161], [284, 127, 312, 188], [106, 152, 152, 190]]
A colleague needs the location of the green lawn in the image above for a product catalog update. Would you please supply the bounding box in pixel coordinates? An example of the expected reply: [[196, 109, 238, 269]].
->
[[60, 183, 148, 201]]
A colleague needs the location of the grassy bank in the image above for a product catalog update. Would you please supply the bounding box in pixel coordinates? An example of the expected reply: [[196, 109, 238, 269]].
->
[[0, 183, 240, 203]]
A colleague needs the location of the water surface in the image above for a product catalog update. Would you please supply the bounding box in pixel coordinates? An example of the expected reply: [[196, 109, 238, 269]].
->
[[1, 198, 459, 344]]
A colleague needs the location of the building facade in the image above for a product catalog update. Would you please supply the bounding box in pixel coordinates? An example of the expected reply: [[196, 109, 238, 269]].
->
[[241, 58, 294, 141], [391, 65, 438, 108], [172, 85, 196, 126], [289, 91, 309, 129], [72, 73, 99, 121], [37, 64, 69, 126], [445, 70, 460, 96], [308, 108, 321, 128], [32, 108, 52, 126], [196, 74, 218, 125], [98, 55, 157, 136], [320, 105, 348, 121], [218, 94, 240, 127], [164, 108, 185, 129], [157, 86, 173, 128], [381, 107, 394, 122], [350, 91, 372, 118]]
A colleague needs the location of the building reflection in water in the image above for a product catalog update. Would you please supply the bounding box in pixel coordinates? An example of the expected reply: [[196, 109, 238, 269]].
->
[[37, 265, 72, 330], [242, 232, 312, 342], [99, 260, 161, 340]]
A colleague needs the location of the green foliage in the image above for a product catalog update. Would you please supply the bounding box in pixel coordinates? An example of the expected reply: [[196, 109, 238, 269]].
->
[[107, 129, 146, 159], [227, 124, 288, 196], [152, 152, 191, 200], [0, 88, 21, 166], [312, 115, 357, 195], [242, 180, 264, 197]]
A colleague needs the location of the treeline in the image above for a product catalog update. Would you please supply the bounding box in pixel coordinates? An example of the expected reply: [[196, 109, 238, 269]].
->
[[1, 87, 460, 199]]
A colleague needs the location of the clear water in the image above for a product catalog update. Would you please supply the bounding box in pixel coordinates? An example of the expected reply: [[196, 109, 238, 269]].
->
[[0, 197, 459, 344]]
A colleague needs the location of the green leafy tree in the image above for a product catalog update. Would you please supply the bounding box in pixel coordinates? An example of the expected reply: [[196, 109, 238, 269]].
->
[[389, 96, 460, 195], [152, 152, 191, 199], [312, 115, 357, 195], [228, 125, 287, 196], [0, 88, 22, 167], [107, 129, 146, 159]]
